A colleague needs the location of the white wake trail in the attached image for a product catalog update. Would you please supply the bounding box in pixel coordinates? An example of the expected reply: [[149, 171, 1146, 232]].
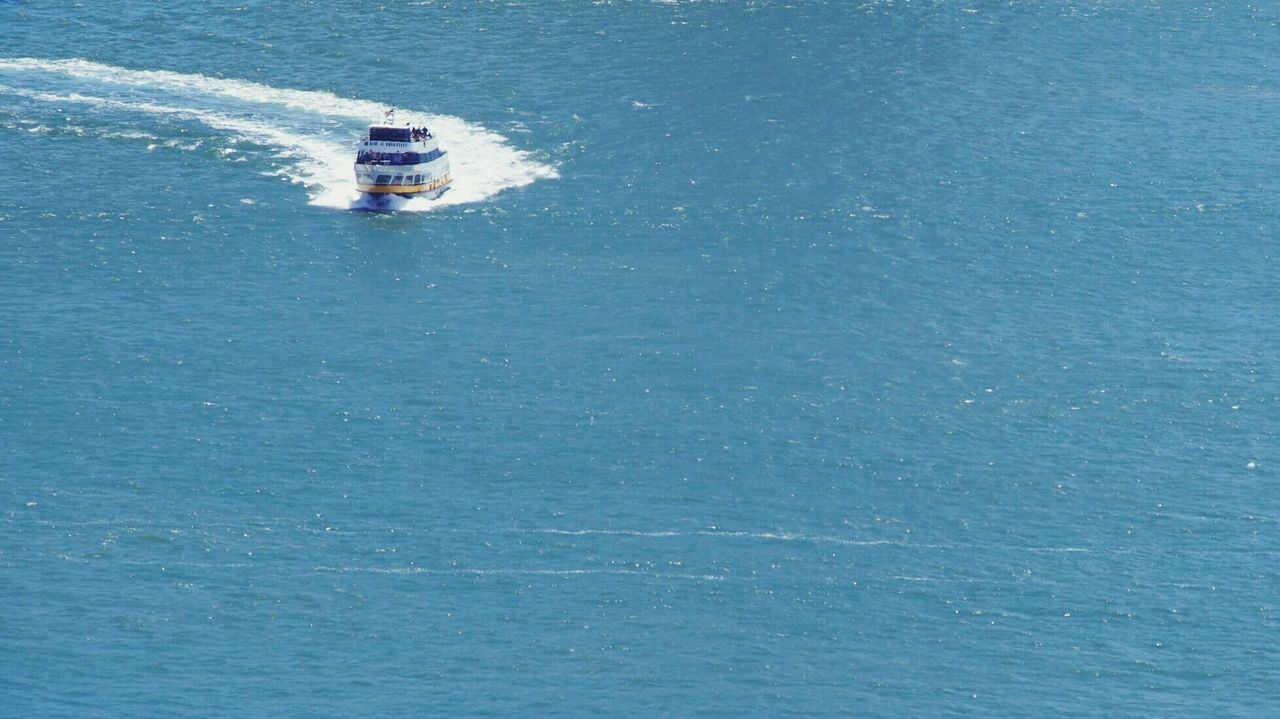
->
[[0, 57, 558, 210]]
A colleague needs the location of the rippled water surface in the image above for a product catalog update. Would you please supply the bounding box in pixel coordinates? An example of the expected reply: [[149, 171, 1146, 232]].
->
[[3, 1, 1280, 716]]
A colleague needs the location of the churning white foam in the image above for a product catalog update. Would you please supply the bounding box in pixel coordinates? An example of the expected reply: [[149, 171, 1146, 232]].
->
[[0, 57, 558, 210]]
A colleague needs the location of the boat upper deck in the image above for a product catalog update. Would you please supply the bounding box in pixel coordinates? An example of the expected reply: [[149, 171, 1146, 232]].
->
[[355, 147, 446, 166]]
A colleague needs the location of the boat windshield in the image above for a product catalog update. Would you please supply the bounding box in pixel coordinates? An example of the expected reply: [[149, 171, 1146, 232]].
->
[[369, 127, 411, 142]]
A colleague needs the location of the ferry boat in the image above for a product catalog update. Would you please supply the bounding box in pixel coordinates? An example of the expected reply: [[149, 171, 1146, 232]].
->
[[354, 116, 452, 204]]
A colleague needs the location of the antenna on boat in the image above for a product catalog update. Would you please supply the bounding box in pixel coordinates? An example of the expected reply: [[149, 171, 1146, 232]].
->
[[383, 107, 396, 125]]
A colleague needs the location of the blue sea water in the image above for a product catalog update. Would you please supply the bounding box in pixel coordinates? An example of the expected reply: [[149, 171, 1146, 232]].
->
[[3, 0, 1280, 715]]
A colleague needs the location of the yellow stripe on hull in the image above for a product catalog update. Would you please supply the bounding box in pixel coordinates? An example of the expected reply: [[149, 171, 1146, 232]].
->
[[358, 175, 452, 195]]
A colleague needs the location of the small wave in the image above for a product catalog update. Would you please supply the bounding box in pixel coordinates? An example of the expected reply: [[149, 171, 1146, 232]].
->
[[525, 528, 685, 538], [516, 527, 1105, 555], [523, 526, 907, 547], [312, 565, 725, 581]]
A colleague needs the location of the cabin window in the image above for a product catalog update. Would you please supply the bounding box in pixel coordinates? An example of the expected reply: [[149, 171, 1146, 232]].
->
[[415, 148, 443, 163], [370, 127, 411, 142], [376, 175, 391, 184]]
